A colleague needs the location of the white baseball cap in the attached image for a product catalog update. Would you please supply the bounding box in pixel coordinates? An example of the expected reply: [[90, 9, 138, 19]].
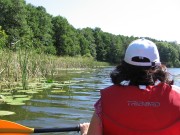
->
[[124, 38, 161, 67]]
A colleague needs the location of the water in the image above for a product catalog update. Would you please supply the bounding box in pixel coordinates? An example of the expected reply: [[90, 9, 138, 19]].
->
[[0, 67, 180, 135], [0, 67, 112, 135], [168, 68, 180, 86]]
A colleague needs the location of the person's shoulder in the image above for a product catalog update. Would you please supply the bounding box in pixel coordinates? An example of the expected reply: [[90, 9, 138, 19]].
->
[[169, 85, 180, 106], [157, 83, 179, 92], [101, 85, 121, 93], [171, 85, 180, 94], [103, 85, 122, 90]]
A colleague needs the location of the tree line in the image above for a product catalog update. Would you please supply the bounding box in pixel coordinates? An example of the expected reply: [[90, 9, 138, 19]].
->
[[0, 0, 180, 67]]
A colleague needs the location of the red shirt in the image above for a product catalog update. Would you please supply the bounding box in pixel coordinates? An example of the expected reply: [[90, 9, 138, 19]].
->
[[97, 83, 180, 135]]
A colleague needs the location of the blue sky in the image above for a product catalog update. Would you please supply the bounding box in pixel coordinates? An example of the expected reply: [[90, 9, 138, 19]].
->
[[25, 0, 180, 43]]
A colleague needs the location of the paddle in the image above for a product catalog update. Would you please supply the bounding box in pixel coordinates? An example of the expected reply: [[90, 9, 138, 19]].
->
[[0, 120, 80, 134]]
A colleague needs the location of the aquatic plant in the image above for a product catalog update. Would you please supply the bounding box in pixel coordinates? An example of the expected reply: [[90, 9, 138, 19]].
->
[[0, 49, 109, 93]]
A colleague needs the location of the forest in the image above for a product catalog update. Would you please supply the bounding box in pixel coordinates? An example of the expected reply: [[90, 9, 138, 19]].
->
[[0, 0, 180, 67]]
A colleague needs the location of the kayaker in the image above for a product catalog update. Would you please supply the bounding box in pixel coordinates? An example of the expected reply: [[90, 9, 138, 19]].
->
[[80, 38, 180, 135]]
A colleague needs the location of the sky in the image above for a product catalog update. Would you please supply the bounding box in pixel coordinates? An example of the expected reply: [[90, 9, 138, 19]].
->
[[25, 0, 180, 43]]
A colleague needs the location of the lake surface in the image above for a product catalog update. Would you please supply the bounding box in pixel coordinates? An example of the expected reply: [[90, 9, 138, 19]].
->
[[0, 67, 180, 135]]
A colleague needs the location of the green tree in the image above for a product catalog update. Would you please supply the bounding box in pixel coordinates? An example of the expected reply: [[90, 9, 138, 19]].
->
[[77, 30, 90, 56], [107, 35, 124, 63], [26, 5, 55, 54], [94, 27, 107, 61], [52, 16, 80, 56], [156, 42, 179, 67], [0, 0, 32, 48], [81, 28, 96, 58]]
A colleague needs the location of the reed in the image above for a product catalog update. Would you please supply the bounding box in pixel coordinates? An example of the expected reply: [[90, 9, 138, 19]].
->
[[18, 47, 29, 90], [0, 49, 109, 90]]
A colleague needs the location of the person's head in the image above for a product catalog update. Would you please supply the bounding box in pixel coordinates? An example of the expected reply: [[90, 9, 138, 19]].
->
[[110, 38, 173, 85]]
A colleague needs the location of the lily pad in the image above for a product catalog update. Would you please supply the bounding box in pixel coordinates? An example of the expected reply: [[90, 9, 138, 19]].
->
[[54, 84, 69, 87], [14, 87, 23, 90], [25, 91, 39, 94], [62, 81, 72, 84], [52, 87, 63, 90], [1, 89, 11, 91], [14, 97, 31, 102], [4, 98, 14, 103], [17, 89, 39, 94], [7, 102, 25, 105], [13, 95, 28, 98], [0, 92, 12, 95], [0, 111, 15, 116], [51, 90, 66, 93], [4, 96, 30, 104], [17, 90, 29, 93]]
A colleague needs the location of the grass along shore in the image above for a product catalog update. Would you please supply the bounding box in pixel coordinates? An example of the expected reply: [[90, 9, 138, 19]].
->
[[0, 49, 109, 91]]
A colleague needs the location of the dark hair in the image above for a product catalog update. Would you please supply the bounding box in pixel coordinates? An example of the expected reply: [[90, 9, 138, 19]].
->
[[110, 61, 173, 86]]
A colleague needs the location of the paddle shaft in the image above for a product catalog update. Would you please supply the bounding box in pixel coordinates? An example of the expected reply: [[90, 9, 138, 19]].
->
[[0, 120, 80, 133], [34, 126, 80, 133]]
